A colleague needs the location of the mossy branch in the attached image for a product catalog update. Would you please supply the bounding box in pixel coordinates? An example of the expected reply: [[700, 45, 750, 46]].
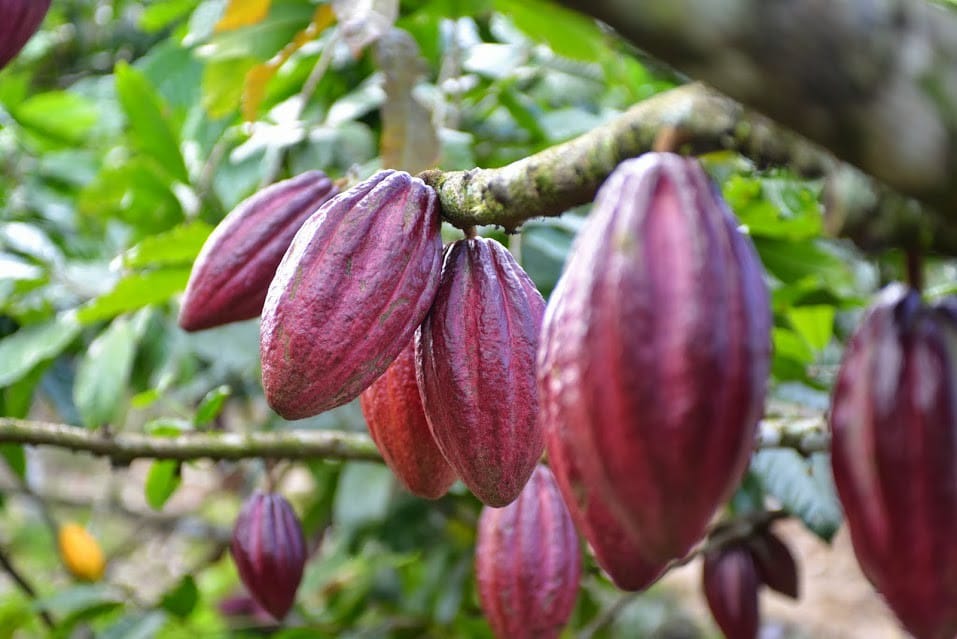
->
[[0, 416, 826, 464]]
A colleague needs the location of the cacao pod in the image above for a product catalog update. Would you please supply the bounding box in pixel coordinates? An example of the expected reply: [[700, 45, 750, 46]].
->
[[830, 284, 957, 639], [58, 523, 106, 582], [0, 0, 51, 70], [475, 465, 581, 639], [230, 492, 307, 620], [702, 543, 760, 639], [539, 152, 771, 562], [261, 170, 442, 419], [747, 529, 799, 599], [359, 339, 457, 499], [179, 170, 338, 331], [546, 410, 665, 591], [416, 237, 546, 507]]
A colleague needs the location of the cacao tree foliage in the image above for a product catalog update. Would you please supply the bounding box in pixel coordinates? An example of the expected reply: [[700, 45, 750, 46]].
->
[[0, 0, 952, 637]]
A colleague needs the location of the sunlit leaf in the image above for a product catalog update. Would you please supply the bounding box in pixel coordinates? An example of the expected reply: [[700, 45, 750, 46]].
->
[[145, 460, 182, 510], [76, 269, 191, 324], [215, 0, 272, 32], [0, 314, 81, 388], [120, 222, 213, 270], [74, 316, 139, 428]]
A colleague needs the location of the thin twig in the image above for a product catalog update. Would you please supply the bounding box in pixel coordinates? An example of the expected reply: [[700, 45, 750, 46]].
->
[[0, 544, 55, 629]]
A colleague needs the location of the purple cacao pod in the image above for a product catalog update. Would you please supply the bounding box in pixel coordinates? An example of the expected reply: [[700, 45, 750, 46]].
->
[[179, 171, 338, 331], [702, 543, 761, 639], [230, 492, 307, 621], [0, 0, 51, 70], [475, 465, 581, 639], [416, 237, 546, 507], [747, 529, 799, 599], [546, 412, 665, 591], [539, 152, 771, 562], [359, 339, 457, 499], [261, 170, 442, 419], [830, 284, 957, 639]]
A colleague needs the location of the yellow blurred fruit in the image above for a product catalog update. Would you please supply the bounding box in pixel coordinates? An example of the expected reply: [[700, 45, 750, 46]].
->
[[58, 523, 105, 582]]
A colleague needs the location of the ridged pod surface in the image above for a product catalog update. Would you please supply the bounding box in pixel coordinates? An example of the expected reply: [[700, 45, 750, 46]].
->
[[179, 171, 338, 331], [830, 284, 957, 639], [230, 492, 307, 621], [0, 0, 51, 70], [261, 170, 442, 419], [747, 529, 799, 599], [359, 340, 457, 499], [702, 544, 760, 639], [539, 153, 771, 562], [475, 465, 581, 639], [416, 237, 546, 507]]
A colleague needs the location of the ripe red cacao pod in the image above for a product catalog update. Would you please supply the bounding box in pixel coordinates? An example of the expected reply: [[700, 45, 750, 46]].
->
[[261, 170, 442, 419], [539, 153, 771, 562], [179, 171, 338, 331], [546, 413, 665, 591], [475, 465, 581, 639], [230, 492, 307, 621], [747, 529, 799, 599], [830, 284, 957, 639], [702, 544, 760, 639], [359, 339, 457, 499], [0, 0, 51, 70], [416, 237, 546, 507]]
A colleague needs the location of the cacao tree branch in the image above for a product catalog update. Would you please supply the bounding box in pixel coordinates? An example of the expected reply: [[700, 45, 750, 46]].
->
[[0, 416, 827, 463], [557, 0, 957, 217]]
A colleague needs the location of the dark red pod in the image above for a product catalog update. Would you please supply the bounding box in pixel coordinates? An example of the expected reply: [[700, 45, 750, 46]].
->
[[179, 171, 338, 331], [359, 339, 457, 499], [539, 153, 771, 562], [747, 530, 799, 599], [261, 170, 442, 419], [830, 284, 957, 639], [475, 465, 581, 639], [230, 492, 307, 621], [416, 237, 546, 507], [702, 544, 760, 639], [0, 0, 51, 70]]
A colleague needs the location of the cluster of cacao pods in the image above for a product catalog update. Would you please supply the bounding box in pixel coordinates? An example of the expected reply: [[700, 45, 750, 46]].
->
[[829, 284, 957, 639], [701, 527, 799, 639], [0, 0, 51, 71]]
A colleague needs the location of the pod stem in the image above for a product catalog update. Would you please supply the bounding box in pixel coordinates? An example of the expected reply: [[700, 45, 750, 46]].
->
[[906, 248, 924, 293]]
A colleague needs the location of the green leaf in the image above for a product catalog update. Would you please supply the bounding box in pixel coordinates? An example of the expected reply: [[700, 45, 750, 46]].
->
[[114, 62, 189, 183], [121, 222, 213, 269], [145, 460, 182, 510], [787, 305, 836, 351], [494, 0, 607, 61], [201, 57, 256, 118], [144, 418, 193, 437], [194, 385, 231, 427], [77, 268, 191, 324], [159, 575, 198, 619], [73, 316, 139, 428], [11, 91, 99, 145], [100, 611, 168, 639], [0, 314, 81, 388], [751, 450, 843, 541], [333, 462, 394, 529], [0, 446, 26, 482], [140, 0, 201, 33]]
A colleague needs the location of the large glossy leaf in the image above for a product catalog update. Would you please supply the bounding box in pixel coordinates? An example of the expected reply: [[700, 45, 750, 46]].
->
[[0, 314, 81, 388], [76, 269, 190, 324], [752, 450, 843, 541], [73, 316, 140, 428]]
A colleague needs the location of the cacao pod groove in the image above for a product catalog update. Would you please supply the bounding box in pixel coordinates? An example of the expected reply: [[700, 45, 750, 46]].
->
[[416, 237, 546, 507], [830, 284, 957, 639], [261, 170, 442, 419], [539, 152, 771, 562], [0, 0, 51, 70], [179, 170, 338, 331], [359, 339, 457, 499], [702, 543, 760, 639], [475, 465, 581, 639], [230, 492, 307, 620]]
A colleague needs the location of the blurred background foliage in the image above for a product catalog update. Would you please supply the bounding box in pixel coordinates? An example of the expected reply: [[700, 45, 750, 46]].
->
[[0, 0, 946, 637]]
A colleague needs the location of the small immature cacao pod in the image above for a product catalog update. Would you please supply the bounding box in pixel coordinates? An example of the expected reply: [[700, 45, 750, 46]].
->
[[830, 284, 957, 639], [0, 0, 51, 70], [475, 465, 581, 639], [359, 339, 457, 499], [261, 170, 442, 419], [58, 523, 106, 582], [230, 492, 307, 620], [702, 543, 760, 639], [747, 529, 799, 600], [179, 170, 338, 332], [416, 237, 546, 507], [539, 152, 771, 562]]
